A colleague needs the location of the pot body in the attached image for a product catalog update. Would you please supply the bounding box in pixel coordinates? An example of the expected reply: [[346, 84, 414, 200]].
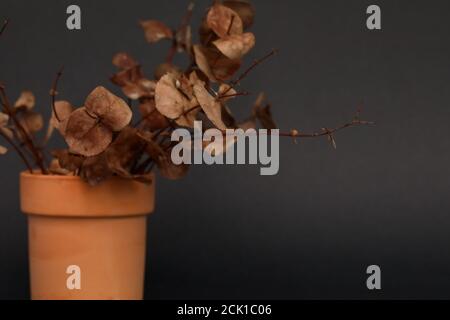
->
[[20, 172, 155, 300]]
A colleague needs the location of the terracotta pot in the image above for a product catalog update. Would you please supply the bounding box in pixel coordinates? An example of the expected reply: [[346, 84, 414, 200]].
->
[[20, 172, 155, 300]]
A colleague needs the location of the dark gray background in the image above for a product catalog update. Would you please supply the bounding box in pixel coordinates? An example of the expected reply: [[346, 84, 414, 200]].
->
[[1, 0, 449, 300]]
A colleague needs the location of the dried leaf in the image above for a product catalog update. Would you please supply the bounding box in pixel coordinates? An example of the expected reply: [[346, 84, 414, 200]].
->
[[140, 20, 173, 43], [154, 63, 181, 80], [157, 152, 189, 180], [14, 91, 35, 111], [47, 100, 73, 140], [19, 111, 44, 135], [84, 86, 132, 131], [112, 52, 138, 69], [65, 107, 113, 156], [80, 153, 112, 186], [111, 66, 155, 100], [218, 83, 237, 102], [207, 3, 243, 38], [139, 99, 170, 130], [193, 83, 227, 130], [223, 0, 255, 29], [106, 127, 146, 178], [213, 32, 255, 60], [52, 149, 84, 172], [155, 73, 190, 119], [193, 45, 241, 82], [48, 158, 71, 175], [0, 112, 9, 127], [138, 130, 189, 180]]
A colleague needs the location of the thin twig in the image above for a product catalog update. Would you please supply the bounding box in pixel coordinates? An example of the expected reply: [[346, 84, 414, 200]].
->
[[220, 49, 278, 97], [0, 85, 47, 173], [50, 66, 64, 122], [0, 130, 33, 173]]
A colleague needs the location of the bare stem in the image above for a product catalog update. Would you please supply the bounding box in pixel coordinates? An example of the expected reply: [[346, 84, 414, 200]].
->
[[0, 85, 48, 173], [0, 130, 33, 173], [50, 66, 64, 122], [221, 49, 278, 97]]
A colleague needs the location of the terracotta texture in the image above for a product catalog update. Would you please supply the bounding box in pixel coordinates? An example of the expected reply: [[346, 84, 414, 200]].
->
[[20, 172, 155, 300]]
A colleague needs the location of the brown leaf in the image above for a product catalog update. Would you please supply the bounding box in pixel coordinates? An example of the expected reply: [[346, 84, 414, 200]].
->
[[140, 20, 173, 43], [138, 130, 189, 180], [19, 111, 44, 135], [14, 91, 35, 111], [84, 86, 132, 131], [65, 107, 113, 156], [157, 152, 189, 180], [52, 149, 84, 172], [111, 65, 145, 87], [213, 32, 255, 60], [80, 153, 112, 185], [112, 52, 138, 69], [223, 0, 255, 29], [193, 83, 227, 130], [139, 99, 170, 130], [111, 66, 156, 100], [106, 127, 146, 178], [0, 112, 9, 127], [154, 63, 181, 80], [218, 84, 237, 102], [154, 73, 190, 119], [193, 45, 241, 82], [206, 3, 243, 38], [47, 100, 73, 140], [48, 158, 71, 175]]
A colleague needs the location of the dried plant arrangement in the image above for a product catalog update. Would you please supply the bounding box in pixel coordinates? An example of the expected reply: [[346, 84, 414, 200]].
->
[[0, 1, 374, 185]]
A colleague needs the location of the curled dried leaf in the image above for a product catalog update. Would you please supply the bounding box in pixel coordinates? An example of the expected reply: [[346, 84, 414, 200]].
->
[[207, 3, 243, 38], [140, 20, 173, 43], [223, 0, 255, 29], [14, 91, 35, 111], [65, 107, 113, 157], [48, 100, 73, 139], [84, 86, 132, 131], [213, 32, 255, 60]]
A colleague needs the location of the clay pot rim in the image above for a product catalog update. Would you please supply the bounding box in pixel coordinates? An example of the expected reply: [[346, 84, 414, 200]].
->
[[20, 171, 155, 218], [20, 171, 155, 183]]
